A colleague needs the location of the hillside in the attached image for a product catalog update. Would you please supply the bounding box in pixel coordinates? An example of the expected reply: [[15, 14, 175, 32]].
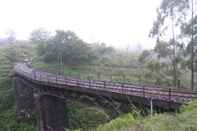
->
[[94, 101, 197, 131], [0, 46, 197, 131], [0, 48, 37, 131]]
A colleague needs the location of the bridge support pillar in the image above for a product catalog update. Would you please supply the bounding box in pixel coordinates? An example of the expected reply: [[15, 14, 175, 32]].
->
[[38, 95, 68, 131], [14, 77, 35, 120]]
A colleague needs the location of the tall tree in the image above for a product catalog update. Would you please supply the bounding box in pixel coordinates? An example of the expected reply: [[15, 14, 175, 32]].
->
[[180, 0, 197, 90], [150, 0, 189, 87], [191, 0, 194, 90]]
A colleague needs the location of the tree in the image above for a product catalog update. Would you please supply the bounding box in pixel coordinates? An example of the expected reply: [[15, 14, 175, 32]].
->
[[150, 0, 189, 87], [36, 30, 96, 65], [6, 30, 16, 44], [181, 0, 196, 90], [154, 40, 171, 58], [30, 28, 51, 44], [91, 43, 115, 64], [139, 50, 151, 64]]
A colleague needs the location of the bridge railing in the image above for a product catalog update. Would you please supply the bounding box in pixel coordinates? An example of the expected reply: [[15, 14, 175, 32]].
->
[[14, 63, 197, 104]]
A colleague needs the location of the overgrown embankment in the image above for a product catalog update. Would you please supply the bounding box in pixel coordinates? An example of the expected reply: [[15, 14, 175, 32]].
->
[[1, 44, 196, 131], [0, 48, 37, 131], [94, 101, 197, 131]]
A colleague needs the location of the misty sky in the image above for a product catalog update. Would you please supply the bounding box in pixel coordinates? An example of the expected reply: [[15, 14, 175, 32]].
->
[[0, 0, 162, 50]]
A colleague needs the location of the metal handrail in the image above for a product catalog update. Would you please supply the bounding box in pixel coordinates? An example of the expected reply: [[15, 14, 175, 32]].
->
[[14, 63, 197, 104]]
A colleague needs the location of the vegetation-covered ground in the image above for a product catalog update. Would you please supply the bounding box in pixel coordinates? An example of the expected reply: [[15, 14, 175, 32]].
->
[[0, 46, 111, 130], [1, 1, 197, 128], [94, 101, 197, 131], [0, 44, 195, 131], [0, 48, 37, 131]]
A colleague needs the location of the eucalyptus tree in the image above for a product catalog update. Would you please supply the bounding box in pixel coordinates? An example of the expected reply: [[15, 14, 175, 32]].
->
[[181, 0, 196, 90], [150, 0, 190, 87]]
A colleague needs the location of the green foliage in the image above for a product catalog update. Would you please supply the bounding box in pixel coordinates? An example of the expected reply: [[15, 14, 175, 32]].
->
[[4, 44, 36, 64], [34, 30, 96, 65], [93, 101, 197, 131], [138, 39, 190, 88], [30, 28, 51, 44], [139, 101, 197, 131], [68, 102, 109, 130], [150, 0, 189, 38], [180, 100, 197, 113], [0, 48, 37, 131], [0, 109, 38, 131], [94, 113, 136, 131]]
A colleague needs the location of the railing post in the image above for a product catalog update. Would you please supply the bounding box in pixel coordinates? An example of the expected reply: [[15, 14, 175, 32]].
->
[[56, 74, 57, 84], [33, 70, 36, 80], [169, 88, 171, 101], [168, 88, 172, 110], [121, 83, 124, 93], [40, 73, 41, 81], [143, 86, 145, 97], [47, 75, 49, 84], [104, 81, 106, 88], [76, 79, 79, 86], [64, 77, 67, 85]]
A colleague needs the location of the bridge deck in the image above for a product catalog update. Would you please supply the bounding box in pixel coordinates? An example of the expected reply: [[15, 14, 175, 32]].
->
[[13, 63, 197, 107]]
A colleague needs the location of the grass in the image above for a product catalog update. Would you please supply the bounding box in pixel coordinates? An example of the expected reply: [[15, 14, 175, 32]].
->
[[32, 61, 191, 89], [92, 101, 197, 131], [32, 61, 158, 86], [94, 113, 136, 131]]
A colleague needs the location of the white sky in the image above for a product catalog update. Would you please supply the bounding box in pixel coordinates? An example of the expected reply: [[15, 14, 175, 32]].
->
[[0, 0, 161, 50]]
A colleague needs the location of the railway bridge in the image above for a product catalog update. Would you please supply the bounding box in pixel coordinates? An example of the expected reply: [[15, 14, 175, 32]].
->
[[13, 63, 197, 131]]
